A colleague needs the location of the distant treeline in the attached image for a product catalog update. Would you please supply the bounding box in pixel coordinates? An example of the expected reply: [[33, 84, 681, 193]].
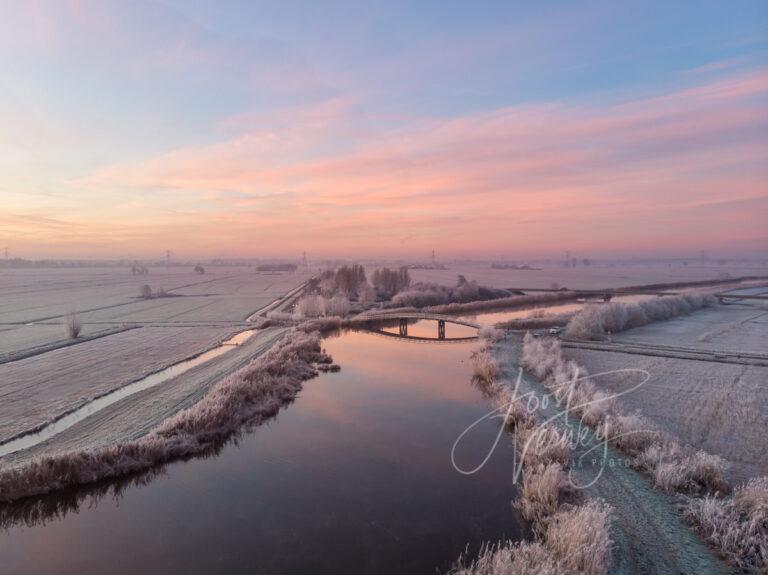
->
[[256, 264, 298, 272], [0, 258, 300, 269]]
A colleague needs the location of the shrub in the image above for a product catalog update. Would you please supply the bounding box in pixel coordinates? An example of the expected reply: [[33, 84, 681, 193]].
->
[[64, 312, 82, 339], [451, 501, 613, 575], [545, 500, 613, 575], [471, 350, 500, 385], [683, 476, 768, 572], [478, 326, 504, 342], [517, 424, 570, 469], [516, 463, 568, 535], [565, 292, 716, 340], [294, 294, 324, 318], [450, 540, 561, 575], [139, 284, 153, 299], [322, 294, 351, 317], [521, 332, 729, 497]]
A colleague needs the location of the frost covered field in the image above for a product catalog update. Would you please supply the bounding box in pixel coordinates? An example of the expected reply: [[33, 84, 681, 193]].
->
[[0, 266, 309, 458], [0, 266, 311, 359], [408, 261, 768, 290], [0, 326, 239, 441], [563, 301, 768, 483]]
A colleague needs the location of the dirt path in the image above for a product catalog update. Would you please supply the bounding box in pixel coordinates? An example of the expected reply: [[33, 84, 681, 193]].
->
[[495, 340, 731, 575], [0, 327, 288, 470]]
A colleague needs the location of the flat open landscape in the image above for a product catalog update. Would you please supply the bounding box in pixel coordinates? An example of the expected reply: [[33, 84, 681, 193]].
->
[[0, 267, 311, 360], [0, 266, 309, 453], [408, 262, 768, 290], [563, 300, 768, 483]]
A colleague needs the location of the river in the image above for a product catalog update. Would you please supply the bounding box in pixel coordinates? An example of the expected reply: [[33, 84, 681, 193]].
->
[[0, 321, 525, 574]]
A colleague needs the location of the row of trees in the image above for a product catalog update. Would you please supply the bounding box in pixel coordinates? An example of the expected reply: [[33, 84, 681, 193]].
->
[[309, 265, 411, 302], [371, 267, 411, 298]]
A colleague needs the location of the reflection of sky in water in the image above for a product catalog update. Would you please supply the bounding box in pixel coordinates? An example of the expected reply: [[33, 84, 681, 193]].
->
[[0, 330, 524, 575], [456, 294, 657, 325], [377, 318, 477, 339]]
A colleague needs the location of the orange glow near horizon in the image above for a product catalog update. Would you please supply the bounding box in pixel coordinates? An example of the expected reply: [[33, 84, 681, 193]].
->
[[0, 3, 766, 260]]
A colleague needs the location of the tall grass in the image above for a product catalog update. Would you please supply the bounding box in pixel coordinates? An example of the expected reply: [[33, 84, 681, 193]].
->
[[682, 476, 768, 572], [471, 350, 501, 385], [0, 330, 332, 503], [452, 500, 612, 575], [521, 332, 729, 496], [453, 337, 613, 575], [516, 463, 568, 535], [565, 292, 716, 340]]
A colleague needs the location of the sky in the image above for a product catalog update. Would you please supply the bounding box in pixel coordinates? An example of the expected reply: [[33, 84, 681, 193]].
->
[[1, 0, 766, 260]]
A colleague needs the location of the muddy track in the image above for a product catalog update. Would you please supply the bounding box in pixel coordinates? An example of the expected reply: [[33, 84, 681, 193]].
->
[[495, 340, 732, 574]]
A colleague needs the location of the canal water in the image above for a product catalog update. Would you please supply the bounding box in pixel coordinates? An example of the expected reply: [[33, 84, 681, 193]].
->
[[0, 321, 524, 574]]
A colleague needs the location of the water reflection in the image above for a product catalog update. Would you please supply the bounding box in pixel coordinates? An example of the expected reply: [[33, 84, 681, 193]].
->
[[0, 324, 524, 575]]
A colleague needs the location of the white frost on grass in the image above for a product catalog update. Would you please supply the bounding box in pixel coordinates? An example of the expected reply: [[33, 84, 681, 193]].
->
[[0, 330, 331, 502], [0, 326, 240, 442], [521, 333, 729, 496], [683, 476, 768, 573], [565, 292, 716, 340], [453, 338, 614, 575], [451, 501, 612, 575]]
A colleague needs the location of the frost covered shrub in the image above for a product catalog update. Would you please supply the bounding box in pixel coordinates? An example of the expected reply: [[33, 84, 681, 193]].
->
[[478, 326, 504, 342], [64, 312, 82, 339], [545, 500, 613, 575], [516, 463, 568, 535], [0, 331, 332, 503], [597, 413, 660, 456], [492, 386, 533, 430], [565, 292, 716, 340], [683, 476, 768, 572], [322, 294, 351, 317], [651, 450, 729, 495], [451, 501, 613, 575], [471, 350, 500, 385], [517, 424, 570, 469], [450, 540, 562, 575], [294, 294, 325, 318], [294, 294, 350, 318], [521, 332, 729, 497], [391, 285, 450, 307]]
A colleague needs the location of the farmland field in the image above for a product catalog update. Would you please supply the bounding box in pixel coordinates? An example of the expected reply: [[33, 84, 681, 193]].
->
[[408, 261, 768, 290], [563, 301, 768, 483], [0, 267, 311, 358]]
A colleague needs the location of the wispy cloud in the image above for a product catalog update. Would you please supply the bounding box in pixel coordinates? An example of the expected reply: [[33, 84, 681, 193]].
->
[[63, 66, 767, 256]]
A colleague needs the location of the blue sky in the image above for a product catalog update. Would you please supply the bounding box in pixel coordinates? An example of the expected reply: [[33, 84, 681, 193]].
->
[[0, 0, 766, 257]]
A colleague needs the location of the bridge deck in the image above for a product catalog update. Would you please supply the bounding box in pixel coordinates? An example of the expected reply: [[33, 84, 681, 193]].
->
[[355, 312, 481, 329]]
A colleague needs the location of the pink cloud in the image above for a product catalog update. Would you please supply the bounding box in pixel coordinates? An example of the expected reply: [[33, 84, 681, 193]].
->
[[33, 67, 768, 256]]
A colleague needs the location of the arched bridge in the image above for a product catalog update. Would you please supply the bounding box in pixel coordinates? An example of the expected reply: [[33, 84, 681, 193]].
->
[[355, 312, 480, 341]]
